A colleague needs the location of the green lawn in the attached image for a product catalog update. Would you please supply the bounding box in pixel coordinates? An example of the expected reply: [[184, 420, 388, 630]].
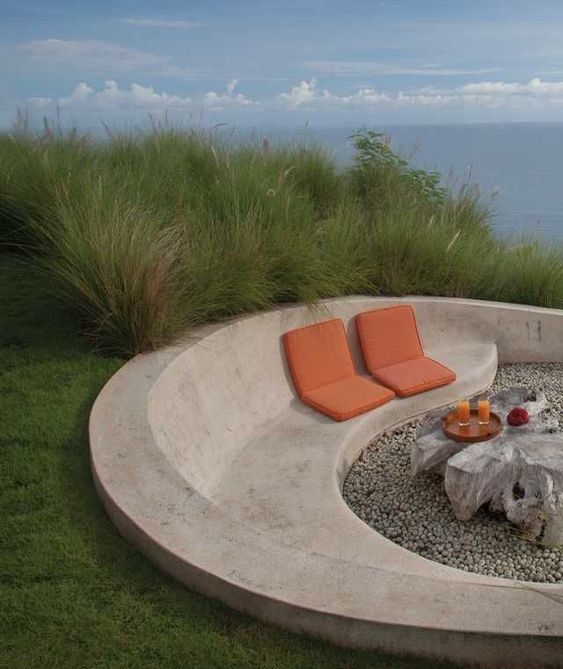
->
[[0, 253, 459, 669]]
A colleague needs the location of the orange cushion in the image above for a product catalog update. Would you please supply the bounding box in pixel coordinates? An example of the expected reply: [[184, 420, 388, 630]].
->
[[373, 356, 456, 398], [283, 319, 395, 421], [283, 319, 355, 395], [356, 305, 423, 373], [302, 376, 395, 421], [356, 305, 456, 397]]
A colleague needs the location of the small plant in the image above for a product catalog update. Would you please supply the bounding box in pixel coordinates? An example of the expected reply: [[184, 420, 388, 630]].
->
[[351, 130, 446, 205]]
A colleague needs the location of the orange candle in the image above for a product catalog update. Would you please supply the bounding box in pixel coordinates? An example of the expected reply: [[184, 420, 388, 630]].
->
[[478, 399, 490, 425], [457, 400, 470, 426]]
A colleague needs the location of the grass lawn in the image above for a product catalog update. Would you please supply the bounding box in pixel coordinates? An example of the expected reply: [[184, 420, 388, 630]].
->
[[0, 253, 459, 669]]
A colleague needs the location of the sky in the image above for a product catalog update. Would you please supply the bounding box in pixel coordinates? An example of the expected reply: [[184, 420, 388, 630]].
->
[[4, 0, 563, 129]]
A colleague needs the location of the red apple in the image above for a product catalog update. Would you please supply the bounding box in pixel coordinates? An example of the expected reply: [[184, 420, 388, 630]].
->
[[507, 407, 529, 426]]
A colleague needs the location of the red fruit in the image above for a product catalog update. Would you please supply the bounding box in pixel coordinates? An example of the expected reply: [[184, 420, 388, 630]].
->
[[507, 407, 529, 426]]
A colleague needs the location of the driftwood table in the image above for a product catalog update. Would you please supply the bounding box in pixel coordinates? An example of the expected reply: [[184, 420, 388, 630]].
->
[[412, 388, 563, 545]]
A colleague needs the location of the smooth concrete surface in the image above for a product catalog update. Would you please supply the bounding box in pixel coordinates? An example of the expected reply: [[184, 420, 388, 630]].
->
[[90, 297, 563, 668]]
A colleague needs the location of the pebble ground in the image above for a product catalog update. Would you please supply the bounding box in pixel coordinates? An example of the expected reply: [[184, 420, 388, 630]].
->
[[343, 363, 563, 583]]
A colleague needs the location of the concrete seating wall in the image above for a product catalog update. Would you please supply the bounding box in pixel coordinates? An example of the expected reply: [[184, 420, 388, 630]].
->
[[91, 296, 563, 669], [148, 296, 562, 496]]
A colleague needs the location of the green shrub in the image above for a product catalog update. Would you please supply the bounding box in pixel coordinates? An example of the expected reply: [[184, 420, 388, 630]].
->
[[0, 125, 561, 355], [350, 130, 446, 208]]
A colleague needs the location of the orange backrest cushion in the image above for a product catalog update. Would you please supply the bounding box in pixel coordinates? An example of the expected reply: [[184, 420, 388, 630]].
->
[[283, 319, 355, 395], [356, 305, 423, 372]]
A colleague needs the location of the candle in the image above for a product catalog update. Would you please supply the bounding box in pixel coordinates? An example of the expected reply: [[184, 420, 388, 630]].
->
[[457, 400, 470, 426], [478, 399, 490, 425]]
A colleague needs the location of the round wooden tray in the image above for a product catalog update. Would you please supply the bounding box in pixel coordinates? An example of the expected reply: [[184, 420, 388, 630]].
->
[[442, 409, 502, 443]]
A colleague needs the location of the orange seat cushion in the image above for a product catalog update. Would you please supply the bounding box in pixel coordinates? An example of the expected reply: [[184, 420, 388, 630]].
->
[[283, 319, 355, 395], [283, 319, 394, 421], [302, 376, 395, 422], [356, 305, 456, 397], [373, 356, 456, 398], [356, 305, 423, 372]]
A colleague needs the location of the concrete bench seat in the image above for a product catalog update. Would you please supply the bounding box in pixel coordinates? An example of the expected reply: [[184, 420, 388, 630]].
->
[[90, 296, 563, 669], [209, 342, 496, 552]]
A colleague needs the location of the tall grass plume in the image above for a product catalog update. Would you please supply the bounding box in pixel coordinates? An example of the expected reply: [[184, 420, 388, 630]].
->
[[1, 125, 561, 355]]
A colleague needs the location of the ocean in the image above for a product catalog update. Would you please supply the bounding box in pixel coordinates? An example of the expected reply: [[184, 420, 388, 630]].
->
[[247, 123, 563, 243]]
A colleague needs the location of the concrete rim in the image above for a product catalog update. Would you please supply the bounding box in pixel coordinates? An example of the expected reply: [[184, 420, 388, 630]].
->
[[90, 297, 563, 669]]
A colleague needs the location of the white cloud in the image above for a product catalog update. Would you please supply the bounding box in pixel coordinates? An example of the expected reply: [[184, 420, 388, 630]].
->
[[201, 79, 254, 111], [124, 18, 204, 29], [57, 80, 192, 110], [61, 82, 95, 105], [26, 96, 52, 109], [226, 79, 238, 95], [276, 77, 563, 111], [19, 39, 166, 70], [277, 78, 328, 107], [276, 79, 445, 109], [17, 39, 196, 78], [306, 61, 498, 77], [27, 80, 254, 112], [459, 78, 563, 97], [24, 77, 563, 116]]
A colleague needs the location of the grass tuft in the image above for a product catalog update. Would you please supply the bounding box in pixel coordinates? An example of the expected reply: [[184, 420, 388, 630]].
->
[[1, 126, 562, 355]]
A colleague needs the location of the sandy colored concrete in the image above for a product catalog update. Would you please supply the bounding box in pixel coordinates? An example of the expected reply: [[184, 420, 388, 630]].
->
[[90, 297, 563, 668]]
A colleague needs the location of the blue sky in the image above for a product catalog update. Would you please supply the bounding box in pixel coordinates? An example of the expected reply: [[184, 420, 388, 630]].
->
[[4, 0, 563, 128]]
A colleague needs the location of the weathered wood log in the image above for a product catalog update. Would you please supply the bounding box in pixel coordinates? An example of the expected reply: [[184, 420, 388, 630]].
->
[[411, 410, 465, 476], [412, 387, 563, 545]]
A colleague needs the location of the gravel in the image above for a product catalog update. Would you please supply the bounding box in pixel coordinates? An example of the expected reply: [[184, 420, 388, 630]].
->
[[342, 363, 563, 583]]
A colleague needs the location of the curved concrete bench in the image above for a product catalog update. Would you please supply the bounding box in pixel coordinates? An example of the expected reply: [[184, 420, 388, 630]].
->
[[90, 297, 563, 669]]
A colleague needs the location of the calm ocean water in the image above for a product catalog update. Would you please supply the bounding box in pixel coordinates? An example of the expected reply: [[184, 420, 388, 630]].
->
[[248, 123, 563, 243]]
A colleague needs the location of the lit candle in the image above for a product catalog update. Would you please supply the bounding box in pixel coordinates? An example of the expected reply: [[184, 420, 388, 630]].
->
[[478, 399, 490, 425], [457, 400, 470, 426]]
